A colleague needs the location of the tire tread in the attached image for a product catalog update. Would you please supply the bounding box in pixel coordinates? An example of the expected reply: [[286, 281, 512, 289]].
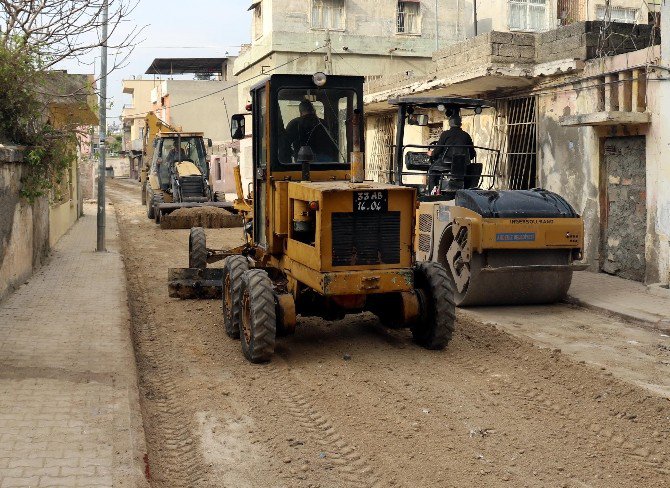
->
[[412, 261, 456, 350]]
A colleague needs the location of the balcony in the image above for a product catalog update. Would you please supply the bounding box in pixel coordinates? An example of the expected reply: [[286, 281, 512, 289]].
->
[[559, 48, 654, 128]]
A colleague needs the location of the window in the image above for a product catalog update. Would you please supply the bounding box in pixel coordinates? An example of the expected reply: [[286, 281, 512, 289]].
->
[[312, 0, 345, 30], [253, 2, 263, 40], [557, 0, 585, 25], [596, 5, 637, 24], [509, 0, 547, 32], [277, 88, 358, 165], [397, 1, 422, 34]]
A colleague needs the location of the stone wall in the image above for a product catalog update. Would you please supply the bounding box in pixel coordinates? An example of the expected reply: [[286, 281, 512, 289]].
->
[[0, 146, 50, 301]]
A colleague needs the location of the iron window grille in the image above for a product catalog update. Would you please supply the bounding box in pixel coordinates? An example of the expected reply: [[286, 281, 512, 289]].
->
[[397, 1, 421, 34]]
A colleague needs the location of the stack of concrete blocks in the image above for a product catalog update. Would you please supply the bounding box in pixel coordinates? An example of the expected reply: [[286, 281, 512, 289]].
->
[[536, 21, 660, 64], [432, 31, 536, 74]]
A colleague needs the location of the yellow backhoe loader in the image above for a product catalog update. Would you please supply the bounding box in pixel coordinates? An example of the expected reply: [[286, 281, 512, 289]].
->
[[140, 113, 233, 228], [389, 97, 587, 306], [168, 74, 456, 363]]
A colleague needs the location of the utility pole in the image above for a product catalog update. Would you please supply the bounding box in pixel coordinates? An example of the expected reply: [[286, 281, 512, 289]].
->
[[325, 30, 333, 75], [97, 0, 108, 252], [473, 0, 478, 37]]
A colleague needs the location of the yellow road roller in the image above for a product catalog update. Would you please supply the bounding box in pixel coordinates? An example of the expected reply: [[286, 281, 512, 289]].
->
[[389, 97, 586, 306]]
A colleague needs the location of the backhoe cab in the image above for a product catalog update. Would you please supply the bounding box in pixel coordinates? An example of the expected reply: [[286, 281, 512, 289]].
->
[[169, 74, 456, 363], [390, 97, 586, 306]]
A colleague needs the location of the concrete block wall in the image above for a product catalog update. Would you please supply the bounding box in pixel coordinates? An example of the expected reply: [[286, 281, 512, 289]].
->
[[431, 31, 536, 72], [430, 21, 660, 71], [536, 21, 660, 63]]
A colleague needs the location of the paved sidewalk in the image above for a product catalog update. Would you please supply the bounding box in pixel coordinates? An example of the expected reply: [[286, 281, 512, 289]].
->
[[0, 204, 148, 487], [568, 271, 670, 329]]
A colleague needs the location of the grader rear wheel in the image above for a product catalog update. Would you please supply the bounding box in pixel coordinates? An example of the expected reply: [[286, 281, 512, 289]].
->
[[188, 227, 207, 269], [411, 262, 456, 350], [239, 269, 276, 363], [222, 255, 249, 339]]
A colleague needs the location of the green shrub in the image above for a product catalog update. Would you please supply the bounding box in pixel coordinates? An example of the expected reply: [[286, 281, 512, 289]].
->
[[0, 46, 78, 203]]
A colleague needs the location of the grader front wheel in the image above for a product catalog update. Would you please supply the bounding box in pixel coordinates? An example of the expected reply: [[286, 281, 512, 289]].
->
[[411, 262, 456, 350], [239, 269, 277, 363], [222, 256, 249, 339], [188, 227, 207, 269]]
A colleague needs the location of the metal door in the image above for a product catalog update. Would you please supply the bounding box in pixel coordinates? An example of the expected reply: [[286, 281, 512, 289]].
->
[[603, 136, 646, 281]]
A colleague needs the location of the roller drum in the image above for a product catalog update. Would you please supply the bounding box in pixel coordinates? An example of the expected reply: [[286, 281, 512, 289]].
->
[[452, 250, 574, 307]]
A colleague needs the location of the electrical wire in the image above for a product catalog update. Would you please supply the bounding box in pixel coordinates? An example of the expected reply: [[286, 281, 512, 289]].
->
[[120, 44, 327, 120]]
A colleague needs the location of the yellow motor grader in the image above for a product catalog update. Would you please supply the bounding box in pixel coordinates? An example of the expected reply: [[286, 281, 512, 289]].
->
[[389, 97, 587, 306], [169, 74, 456, 363]]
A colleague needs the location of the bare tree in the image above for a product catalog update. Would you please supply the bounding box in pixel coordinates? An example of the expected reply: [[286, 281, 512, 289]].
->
[[0, 0, 142, 74]]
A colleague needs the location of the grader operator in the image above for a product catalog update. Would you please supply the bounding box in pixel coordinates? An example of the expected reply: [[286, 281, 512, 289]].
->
[[389, 97, 587, 306], [169, 74, 456, 363]]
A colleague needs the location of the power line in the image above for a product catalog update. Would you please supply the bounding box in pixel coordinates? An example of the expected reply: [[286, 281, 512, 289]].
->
[[121, 45, 326, 120]]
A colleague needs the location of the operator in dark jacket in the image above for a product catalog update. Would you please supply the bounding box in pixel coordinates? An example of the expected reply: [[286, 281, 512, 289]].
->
[[283, 100, 338, 163], [426, 115, 476, 192]]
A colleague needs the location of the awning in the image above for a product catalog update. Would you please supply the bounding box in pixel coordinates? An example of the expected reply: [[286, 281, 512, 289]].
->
[[248, 1, 261, 10]]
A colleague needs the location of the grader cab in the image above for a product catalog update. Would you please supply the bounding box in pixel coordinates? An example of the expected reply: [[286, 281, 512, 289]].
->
[[169, 74, 456, 363]]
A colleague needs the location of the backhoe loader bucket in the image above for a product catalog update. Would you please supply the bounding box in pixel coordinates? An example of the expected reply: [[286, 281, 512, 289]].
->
[[159, 202, 242, 229]]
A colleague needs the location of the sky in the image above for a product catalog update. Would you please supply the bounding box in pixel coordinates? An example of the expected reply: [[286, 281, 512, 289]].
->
[[59, 0, 252, 122]]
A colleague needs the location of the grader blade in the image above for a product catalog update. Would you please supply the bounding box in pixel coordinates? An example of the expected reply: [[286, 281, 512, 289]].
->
[[168, 268, 223, 299]]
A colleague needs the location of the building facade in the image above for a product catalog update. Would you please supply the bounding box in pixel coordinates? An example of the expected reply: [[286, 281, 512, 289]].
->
[[363, 9, 667, 285]]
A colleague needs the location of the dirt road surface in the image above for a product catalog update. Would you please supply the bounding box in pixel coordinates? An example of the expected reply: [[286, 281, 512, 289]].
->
[[107, 178, 670, 488]]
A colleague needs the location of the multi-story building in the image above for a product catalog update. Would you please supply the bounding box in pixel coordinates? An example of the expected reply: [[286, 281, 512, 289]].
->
[[235, 0, 470, 109]]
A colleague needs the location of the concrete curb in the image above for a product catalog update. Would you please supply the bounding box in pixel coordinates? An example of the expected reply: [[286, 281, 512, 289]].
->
[[565, 295, 670, 335]]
